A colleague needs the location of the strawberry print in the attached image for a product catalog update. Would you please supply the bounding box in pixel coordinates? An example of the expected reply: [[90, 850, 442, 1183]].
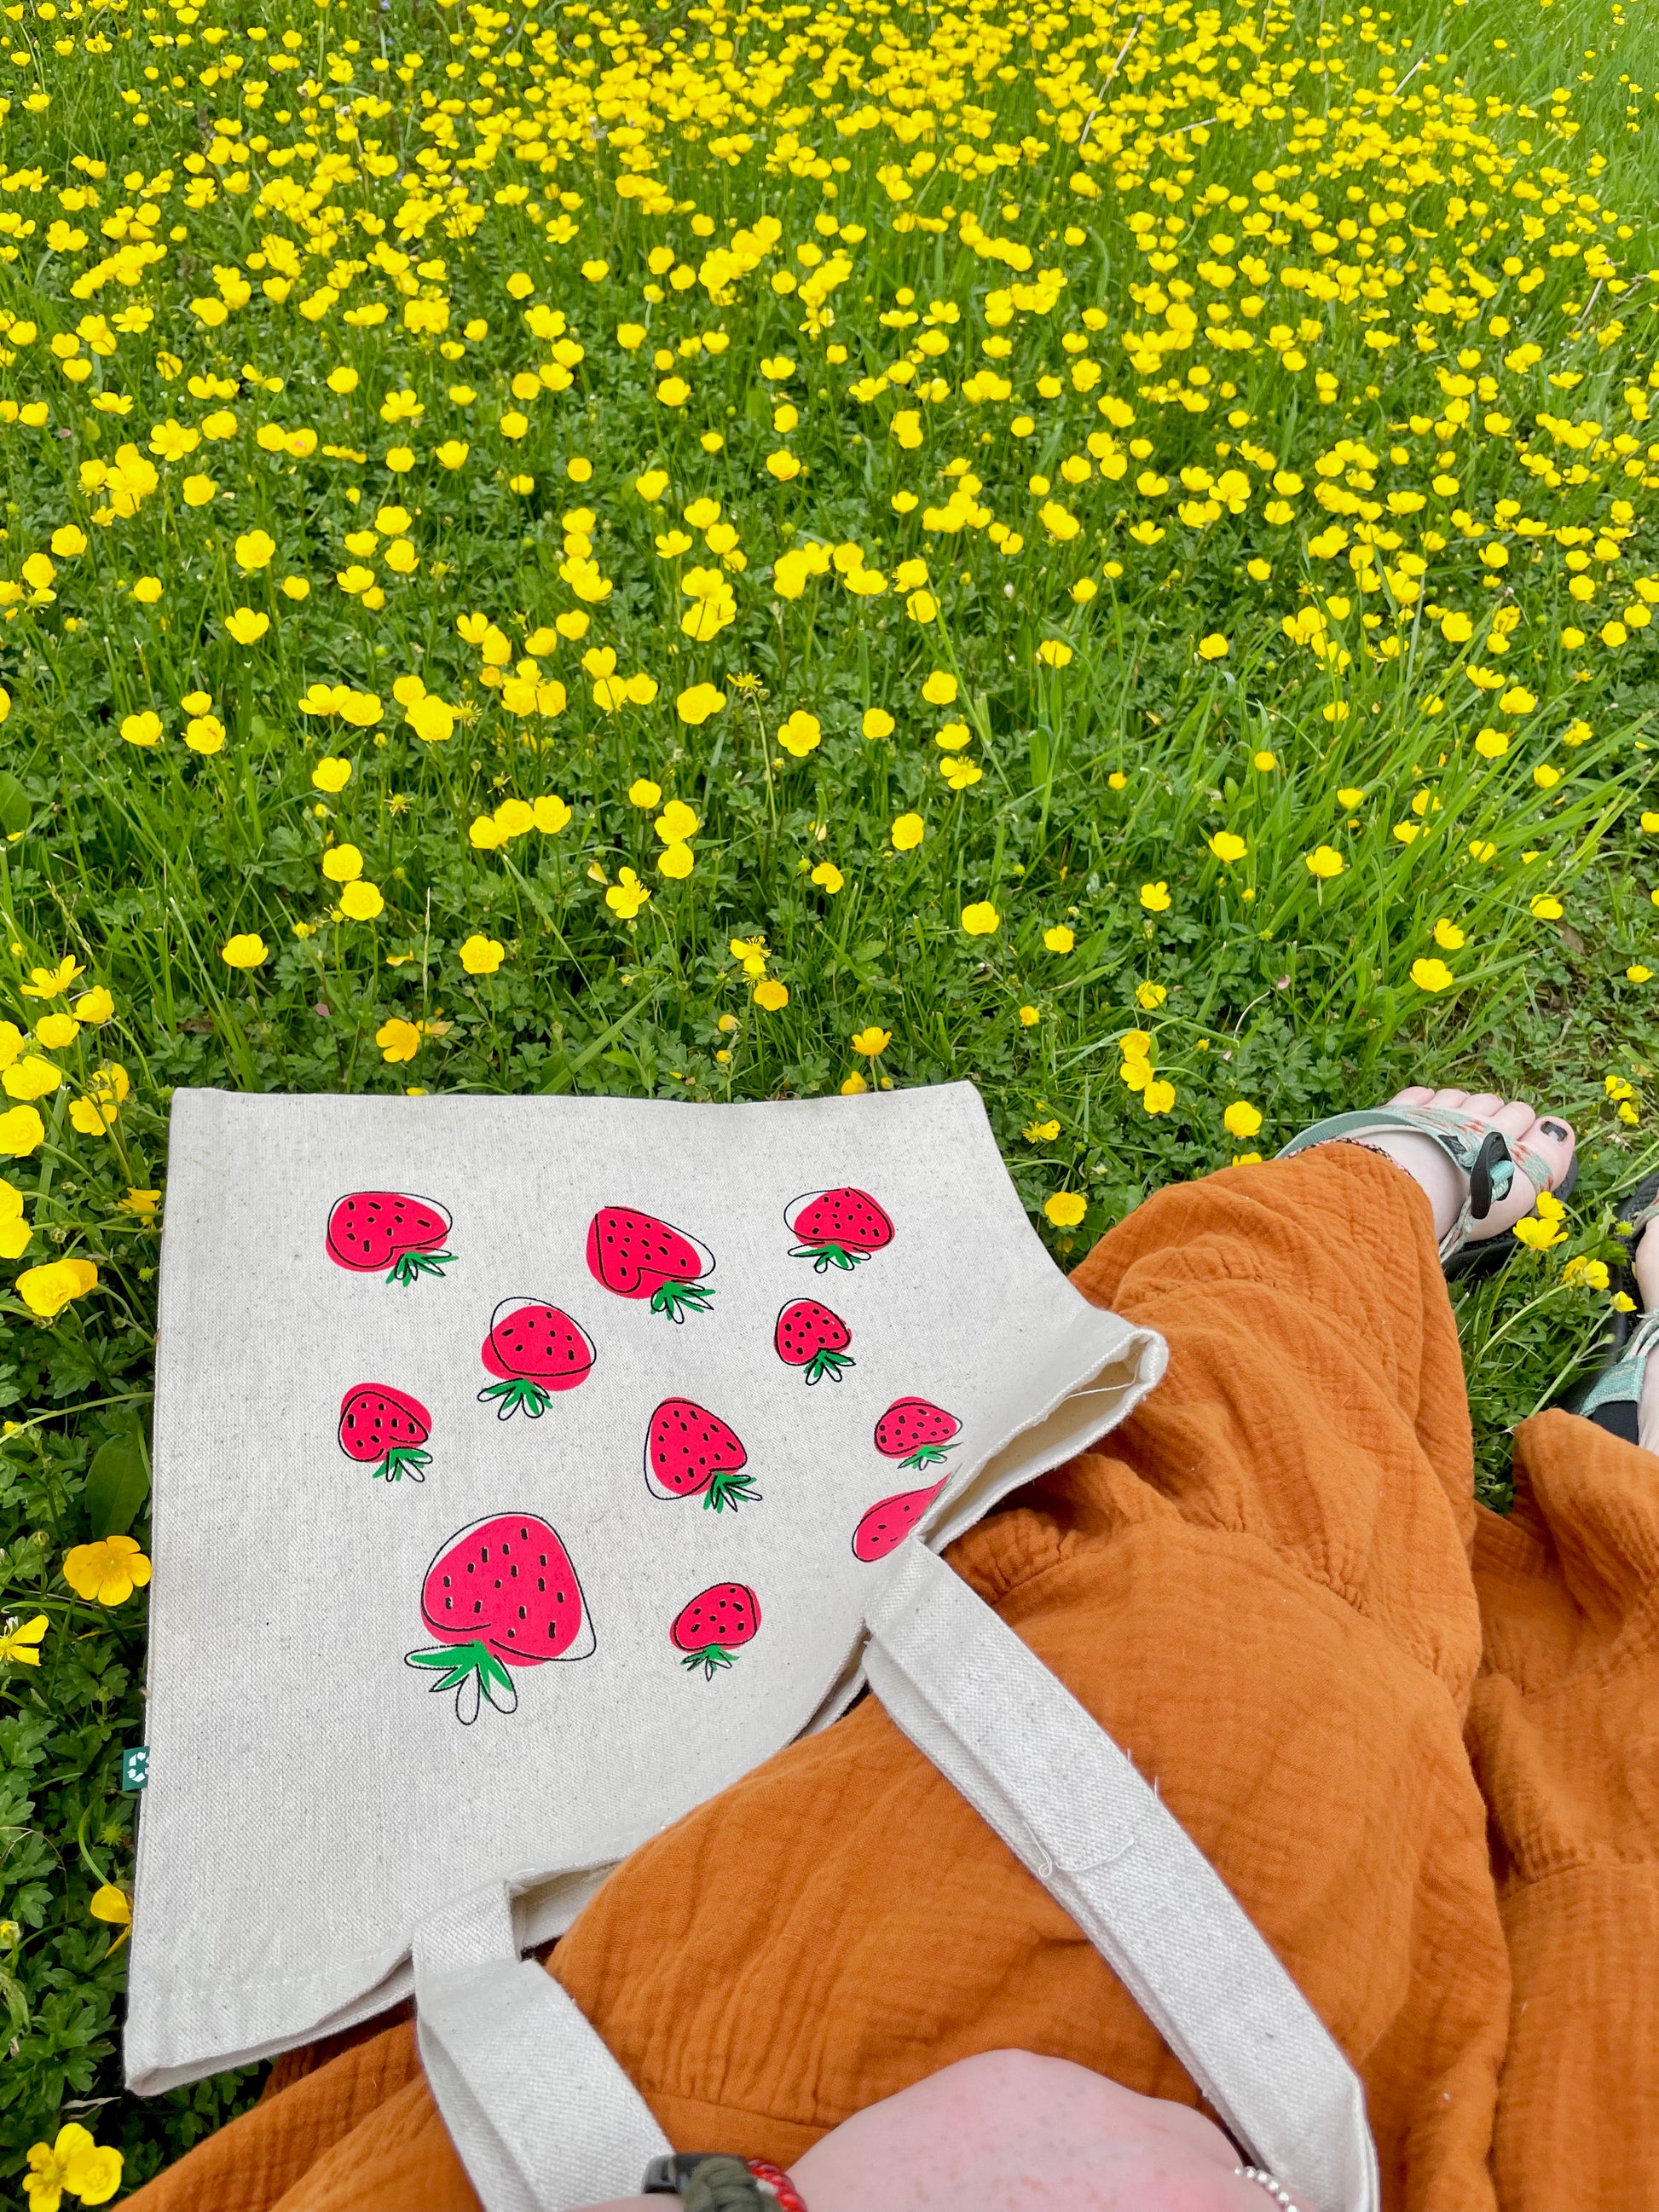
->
[[784, 1186, 894, 1273], [326, 1190, 454, 1286], [774, 1297, 854, 1386], [852, 1479, 948, 1563], [672, 1582, 760, 1678], [338, 1383, 432, 1482], [645, 1398, 758, 1511], [406, 1513, 594, 1724], [586, 1205, 715, 1323], [477, 1298, 596, 1420], [874, 1395, 961, 1470]]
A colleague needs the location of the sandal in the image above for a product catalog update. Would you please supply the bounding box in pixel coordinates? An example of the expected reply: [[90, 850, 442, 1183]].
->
[[1564, 1169, 1659, 1444], [1276, 1102, 1578, 1280]]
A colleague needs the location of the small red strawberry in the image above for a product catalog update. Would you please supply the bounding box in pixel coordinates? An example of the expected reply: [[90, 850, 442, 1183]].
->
[[784, 1186, 894, 1273], [645, 1398, 758, 1511], [773, 1297, 854, 1386], [478, 1298, 596, 1420], [327, 1190, 454, 1286], [407, 1513, 593, 1722], [585, 1205, 715, 1323], [338, 1382, 432, 1482], [852, 1479, 947, 1563], [671, 1582, 760, 1678], [873, 1396, 961, 1470]]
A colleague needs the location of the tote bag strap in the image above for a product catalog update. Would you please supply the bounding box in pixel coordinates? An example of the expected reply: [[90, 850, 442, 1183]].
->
[[862, 1542, 1381, 2212], [413, 1881, 670, 2212]]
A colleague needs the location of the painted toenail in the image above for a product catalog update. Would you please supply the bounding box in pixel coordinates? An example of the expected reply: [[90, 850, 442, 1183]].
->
[[1540, 1120, 1568, 1140]]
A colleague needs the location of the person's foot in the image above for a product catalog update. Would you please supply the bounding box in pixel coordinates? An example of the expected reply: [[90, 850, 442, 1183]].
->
[[1361, 1086, 1576, 1248], [1625, 1210, 1659, 1454]]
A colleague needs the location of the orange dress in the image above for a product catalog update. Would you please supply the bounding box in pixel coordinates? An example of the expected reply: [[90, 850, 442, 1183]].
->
[[126, 1146, 1659, 2211]]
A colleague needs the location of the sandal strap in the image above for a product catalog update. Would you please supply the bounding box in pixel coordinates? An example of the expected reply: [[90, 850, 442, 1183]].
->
[[1575, 1307, 1659, 1424], [1277, 1105, 1540, 1265]]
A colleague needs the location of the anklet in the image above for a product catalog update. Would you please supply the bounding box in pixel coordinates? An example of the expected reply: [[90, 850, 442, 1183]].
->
[[1234, 2168, 1300, 2209]]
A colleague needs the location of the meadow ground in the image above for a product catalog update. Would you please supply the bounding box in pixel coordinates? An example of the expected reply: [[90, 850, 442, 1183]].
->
[[0, 0, 1656, 2190]]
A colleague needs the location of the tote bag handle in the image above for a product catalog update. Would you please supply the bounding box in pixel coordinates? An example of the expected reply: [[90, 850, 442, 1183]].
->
[[417, 1545, 1379, 2212], [863, 1542, 1380, 2212]]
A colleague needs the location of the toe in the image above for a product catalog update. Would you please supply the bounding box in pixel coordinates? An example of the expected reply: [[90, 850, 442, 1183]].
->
[[1389, 1085, 1437, 1106], [1463, 1092, 1506, 1118], [1488, 1100, 1536, 1136], [1523, 1114, 1575, 1193], [1431, 1088, 1471, 1109]]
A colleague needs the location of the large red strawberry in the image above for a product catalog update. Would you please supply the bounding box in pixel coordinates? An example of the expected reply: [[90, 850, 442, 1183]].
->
[[586, 1206, 715, 1323], [327, 1191, 454, 1286], [874, 1396, 961, 1470], [478, 1298, 596, 1420], [338, 1382, 432, 1482], [671, 1582, 760, 1678], [773, 1297, 854, 1386], [785, 1186, 894, 1272], [852, 1479, 947, 1563], [406, 1513, 593, 1723], [645, 1397, 757, 1511]]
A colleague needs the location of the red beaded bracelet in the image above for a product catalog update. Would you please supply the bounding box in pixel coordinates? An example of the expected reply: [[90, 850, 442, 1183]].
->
[[747, 2159, 809, 2212]]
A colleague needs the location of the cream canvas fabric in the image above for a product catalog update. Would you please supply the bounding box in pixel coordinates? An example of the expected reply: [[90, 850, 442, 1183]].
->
[[127, 1081, 1165, 2094]]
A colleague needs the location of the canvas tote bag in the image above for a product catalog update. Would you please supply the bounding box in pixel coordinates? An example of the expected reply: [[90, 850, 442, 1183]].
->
[[128, 1080, 1165, 2096]]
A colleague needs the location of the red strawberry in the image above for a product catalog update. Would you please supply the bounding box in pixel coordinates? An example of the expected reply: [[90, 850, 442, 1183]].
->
[[338, 1382, 432, 1482], [478, 1298, 596, 1421], [852, 1479, 947, 1563], [327, 1190, 454, 1286], [406, 1513, 593, 1723], [773, 1297, 854, 1386], [874, 1396, 962, 1470], [671, 1582, 760, 1678], [585, 1206, 715, 1323], [785, 1186, 894, 1272], [645, 1398, 758, 1511]]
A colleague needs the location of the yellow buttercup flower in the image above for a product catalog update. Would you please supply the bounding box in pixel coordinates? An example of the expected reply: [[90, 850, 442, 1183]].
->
[[1045, 1192, 1087, 1228], [605, 867, 651, 921], [1223, 1101, 1263, 1139], [3, 1059, 61, 1102], [676, 683, 725, 725], [24, 2122, 122, 2210], [961, 901, 1000, 938], [777, 710, 822, 759], [339, 882, 384, 921], [375, 1016, 423, 1063], [20, 1256, 98, 1320], [0, 1614, 47, 1666], [220, 934, 268, 969], [90, 1884, 132, 1955], [63, 1533, 146, 1605], [852, 1026, 891, 1057], [20, 957, 83, 1001]]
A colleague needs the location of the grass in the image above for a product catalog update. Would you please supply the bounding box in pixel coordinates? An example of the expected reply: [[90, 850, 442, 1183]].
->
[[0, 0, 1656, 2187]]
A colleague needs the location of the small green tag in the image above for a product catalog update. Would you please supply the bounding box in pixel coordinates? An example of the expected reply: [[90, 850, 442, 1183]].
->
[[120, 1747, 149, 1793]]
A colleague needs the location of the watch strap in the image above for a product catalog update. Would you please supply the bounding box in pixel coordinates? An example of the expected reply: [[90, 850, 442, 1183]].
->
[[642, 2152, 766, 2209]]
